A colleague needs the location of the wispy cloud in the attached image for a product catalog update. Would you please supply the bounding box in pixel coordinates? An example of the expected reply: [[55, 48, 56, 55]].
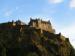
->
[[4, 10, 13, 17], [15, 6, 19, 10], [48, 0, 63, 4], [69, 0, 75, 8], [3, 6, 19, 17]]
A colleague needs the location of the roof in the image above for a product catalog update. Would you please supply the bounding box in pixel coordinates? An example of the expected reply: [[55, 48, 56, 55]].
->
[[30, 18, 51, 25]]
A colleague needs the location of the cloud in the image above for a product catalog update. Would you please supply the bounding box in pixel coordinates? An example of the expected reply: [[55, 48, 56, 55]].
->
[[48, 0, 63, 4], [4, 6, 19, 17], [15, 6, 19, 10], [4, 10, 12, 17], [69, 0, 75, 8]]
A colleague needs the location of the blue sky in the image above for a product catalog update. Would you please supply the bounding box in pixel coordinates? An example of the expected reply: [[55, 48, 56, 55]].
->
[[0, 0, 75, 48]]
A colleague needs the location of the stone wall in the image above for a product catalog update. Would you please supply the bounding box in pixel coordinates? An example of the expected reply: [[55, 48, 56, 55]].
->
[[29, 19, 55, 33]]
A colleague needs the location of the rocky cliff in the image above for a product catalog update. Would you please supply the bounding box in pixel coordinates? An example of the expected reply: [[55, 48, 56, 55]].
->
[[0, 19, 75, 56]]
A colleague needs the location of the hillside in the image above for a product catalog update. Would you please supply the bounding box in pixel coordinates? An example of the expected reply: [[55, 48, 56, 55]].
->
[[0, 19, 75, 56]]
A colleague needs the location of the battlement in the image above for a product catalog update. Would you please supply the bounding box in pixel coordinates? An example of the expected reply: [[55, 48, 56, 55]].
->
[[29, 18, 55, 33]]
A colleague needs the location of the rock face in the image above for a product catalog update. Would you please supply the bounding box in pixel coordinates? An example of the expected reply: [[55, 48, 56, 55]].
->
[[0, 18, 75, 56]]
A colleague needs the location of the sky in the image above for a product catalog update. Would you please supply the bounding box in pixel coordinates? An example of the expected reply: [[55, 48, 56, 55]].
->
[[0, 0, 75, 48]]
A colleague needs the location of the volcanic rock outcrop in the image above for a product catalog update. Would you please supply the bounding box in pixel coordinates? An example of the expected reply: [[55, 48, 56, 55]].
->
[[0, 18, 75, 56]]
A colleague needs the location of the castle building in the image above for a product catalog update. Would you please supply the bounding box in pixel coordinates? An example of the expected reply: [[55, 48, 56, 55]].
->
[[15, 20, 25, 25], [0, 18, 55, 33], [29, 18, 55, 33], [12, 20, 25, 26]]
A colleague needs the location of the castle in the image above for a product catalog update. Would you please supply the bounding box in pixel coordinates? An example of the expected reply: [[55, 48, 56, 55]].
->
[[29, 18, 55, 33], [0, 18, 55, 33], [0, 18, 67, 41]]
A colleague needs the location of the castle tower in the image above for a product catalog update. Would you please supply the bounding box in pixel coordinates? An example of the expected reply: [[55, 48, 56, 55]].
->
[[16, 20, 25, 25], [29, 18, 55, 33], [12, 20, 16, 26]]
